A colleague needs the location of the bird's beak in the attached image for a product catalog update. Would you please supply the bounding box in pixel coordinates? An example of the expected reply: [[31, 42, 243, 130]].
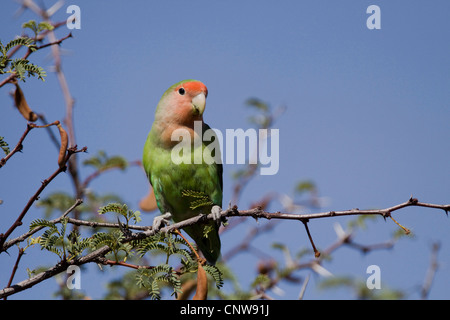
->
[[192, 92, 206, 116]]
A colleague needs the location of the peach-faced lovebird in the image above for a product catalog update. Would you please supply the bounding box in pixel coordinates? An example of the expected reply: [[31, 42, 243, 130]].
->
[[143, 80, 222, 264]]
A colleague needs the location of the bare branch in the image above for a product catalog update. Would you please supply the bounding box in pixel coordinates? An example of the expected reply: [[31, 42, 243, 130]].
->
[[0, 146, 87, 251], [142, 198, 449, 237], [1, 198, 83, 252], [0, 197, 447, 299], [0, 245, 111, 299], [0, 123, 33, 168], [3, 247, 25, 300], [420, 242, 440, 299]]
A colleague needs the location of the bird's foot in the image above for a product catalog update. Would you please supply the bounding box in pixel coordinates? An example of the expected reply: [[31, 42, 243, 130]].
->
[[211, 205, 222, 225], [152, 212, 172, 231]]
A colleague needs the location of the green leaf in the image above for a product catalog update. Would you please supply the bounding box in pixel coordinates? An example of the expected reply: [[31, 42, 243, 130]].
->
[[29, 218, 58, 232], [22, 20, 54, 35], [91, 232, 112, 248], [245, 98, 269, 112], [10, 58, 46, 81], [36, 192, 75, 218], [0, 39, 6, 56], [136, 264, 181, 300], [295, 180, 316, 194], [83, 151, 128, 171], [203, 264, 224, 289], [181, 190, 213, 210], [251, 274, 270, 289], [98, 202, 140, 225], [98, 203, 128, 216], [4, 37, 35, 53], [66, 230, 93, 259], [91, 229, 131, 261], [0, 136, 10, 156], [22, 20, 38, 33], [37, 22, 54, 32], [135, 233, 196, 264]]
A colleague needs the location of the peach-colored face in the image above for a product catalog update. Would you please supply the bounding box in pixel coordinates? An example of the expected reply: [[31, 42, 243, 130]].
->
[[155, 81, 208, 146], [163, 81, 208, 125]]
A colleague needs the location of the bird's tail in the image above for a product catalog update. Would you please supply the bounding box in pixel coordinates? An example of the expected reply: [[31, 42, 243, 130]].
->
[[185, 223, 221, 264]]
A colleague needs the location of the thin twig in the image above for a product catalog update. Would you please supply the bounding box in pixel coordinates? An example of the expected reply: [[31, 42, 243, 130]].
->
[[0, 123, 33, 168], [1, 198, 83, 252], [0, 121, 62, 169], [420, 242, 440, 300], [0, 146, 87, 251], [80, 160, 142, 192], [301, 220, 320, 258], [3, 247, 25, 300], [98, 258, 155, 270], [34, 32, 72, 51], [37, 113, 61, 150], [0, 245, 111, 299]]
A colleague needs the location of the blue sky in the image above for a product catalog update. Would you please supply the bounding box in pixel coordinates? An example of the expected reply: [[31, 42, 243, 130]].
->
[[1, 1, 449, 299]]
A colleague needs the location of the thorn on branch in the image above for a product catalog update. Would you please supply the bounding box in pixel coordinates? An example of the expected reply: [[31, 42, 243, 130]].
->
[[408, 196, 419, 205], [300, 219, 320, 258]]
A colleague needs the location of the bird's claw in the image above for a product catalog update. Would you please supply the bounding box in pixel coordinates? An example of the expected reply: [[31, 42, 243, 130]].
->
[[211, 205, 222, 225], [153, 212, 172, 231]]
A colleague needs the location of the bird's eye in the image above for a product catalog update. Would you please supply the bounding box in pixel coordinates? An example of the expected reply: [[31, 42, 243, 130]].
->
[[178, 87, 185, 95]]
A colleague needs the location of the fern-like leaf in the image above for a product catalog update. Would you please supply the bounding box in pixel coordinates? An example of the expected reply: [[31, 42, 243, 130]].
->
[[10, 58, 46, 81], [203, 264, 224, 289], [29, 218, 58, 231], [83, 151, 128, 171], [181, 190, 213, 210], [4, 37, 35, 53], [98, 203, 141, 225], [136, 264, 181, 300], [98, 203, 131, 219], [66, 230, 93, 259], [91, 232, 113, 249], [0, 136, 10, 156]]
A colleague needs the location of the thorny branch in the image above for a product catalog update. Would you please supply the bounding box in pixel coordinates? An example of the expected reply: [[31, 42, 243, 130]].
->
[[0, 196, 448, 299], [0, 123, 33, 168], [0, 146, 87, 251], [0, 121, 63, 168], [1, 199, 84, 252]]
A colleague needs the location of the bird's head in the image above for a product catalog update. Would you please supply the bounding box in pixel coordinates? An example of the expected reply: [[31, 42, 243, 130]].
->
[[155, 79, 208, 125]]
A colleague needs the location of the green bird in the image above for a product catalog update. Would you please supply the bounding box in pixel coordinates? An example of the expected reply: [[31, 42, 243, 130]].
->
[[143, 79, 222, 264]]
